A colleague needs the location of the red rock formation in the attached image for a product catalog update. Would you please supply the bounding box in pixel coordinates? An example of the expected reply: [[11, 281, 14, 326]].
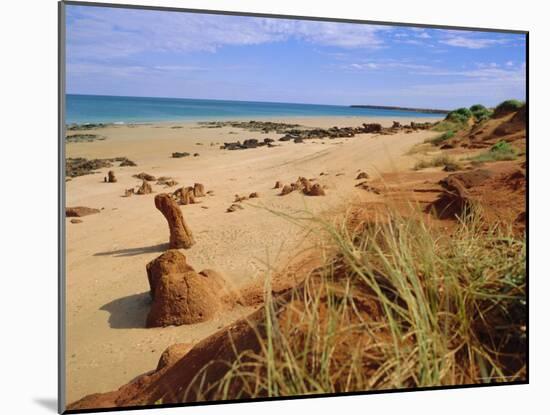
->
[[146, 271, 221, 327], [156, 343, 193, 371], [146, 250, 194, 299], [430, 170, 493, 219], [154, 194, 195, 249]]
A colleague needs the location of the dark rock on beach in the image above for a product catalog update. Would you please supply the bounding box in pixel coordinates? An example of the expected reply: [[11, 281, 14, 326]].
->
[[133, 172, 156, 181], [66, 206, 100, 217], [66, 157, 136, 178], [119, 158, 137, 167], [66, 123, 108, 131], [172, 152, 190, 158], [65, 134, 106, 143], [66, 158, 112, 178], [213, 119, 437, 151]]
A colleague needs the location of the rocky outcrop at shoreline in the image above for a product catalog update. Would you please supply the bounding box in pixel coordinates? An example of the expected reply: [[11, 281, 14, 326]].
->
[[66, 157, 137, 178], [66, 133, 106, 143], [218, 120, 434, 150]]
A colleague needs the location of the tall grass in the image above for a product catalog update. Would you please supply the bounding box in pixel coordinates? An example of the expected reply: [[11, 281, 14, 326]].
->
[[414, 154, 462, 171], [185, 208, 526, 401]]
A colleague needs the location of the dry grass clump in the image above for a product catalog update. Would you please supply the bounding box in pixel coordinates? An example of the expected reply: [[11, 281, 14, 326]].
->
[[414, 154, 463, 171], [184, 208, 526, 401]]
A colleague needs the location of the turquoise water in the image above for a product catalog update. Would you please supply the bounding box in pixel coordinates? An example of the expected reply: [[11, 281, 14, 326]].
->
[[66, 94, 442, 124]]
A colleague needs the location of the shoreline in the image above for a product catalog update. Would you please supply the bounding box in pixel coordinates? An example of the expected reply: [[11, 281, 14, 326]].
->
[[66, 114, 444, 130], [66, 113, 444, 127]]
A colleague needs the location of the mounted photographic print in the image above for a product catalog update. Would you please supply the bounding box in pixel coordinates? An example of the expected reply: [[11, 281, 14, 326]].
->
[[59, 1, 528, 413]]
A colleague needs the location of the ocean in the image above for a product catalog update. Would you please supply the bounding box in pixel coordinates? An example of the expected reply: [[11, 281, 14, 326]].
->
[[66, 94, 442, 125]]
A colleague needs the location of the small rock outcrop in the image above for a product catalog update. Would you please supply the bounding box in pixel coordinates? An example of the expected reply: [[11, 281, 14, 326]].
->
[[356, 172, 369, 180], [193, 183, 205, 197], [362, 123, 382, 133], [249, 192, 259, 198], [226, 204, 244, 213], [156, 177, 178, 187], [278, 177, 327, 196], [66, 206, 100, 217], [107, 171, 117, 183], [154, 194, 195, 249], [136, 180, 153, 195], [181, 187, 196, 205], [304, 183, 326, 196], [274, 181, 282, 189], [234, 194, 248, 203], [280, 184, 293, 196], [119, 159, 137, 167], [297, 177, 312, 193], [133, 172, 156, 181]]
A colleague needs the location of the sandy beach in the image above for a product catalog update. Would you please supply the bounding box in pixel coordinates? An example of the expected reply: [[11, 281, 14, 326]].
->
[[64, 115, 440, 403]]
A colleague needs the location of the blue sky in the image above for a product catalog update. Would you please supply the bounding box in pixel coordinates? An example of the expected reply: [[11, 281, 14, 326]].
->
[[66, 5, 526, 109]]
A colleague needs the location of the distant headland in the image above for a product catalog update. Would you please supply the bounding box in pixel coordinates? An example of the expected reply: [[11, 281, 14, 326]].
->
[[350, 105, 449, 114]]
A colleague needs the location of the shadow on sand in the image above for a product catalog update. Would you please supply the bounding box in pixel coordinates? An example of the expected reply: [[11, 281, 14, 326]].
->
[[93, 243, 169, 258], [100, 291, 151, 329], [34, 398, 57, 412]]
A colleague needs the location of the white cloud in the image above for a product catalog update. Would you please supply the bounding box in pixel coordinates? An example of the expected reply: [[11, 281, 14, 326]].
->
[[152, 65, 206, 72], [439, 36, 508, 49], [67, 62, 208, 79], [66, 5, 391, 62], [344, 60, 433, 71], [400, 39, 428, 46]]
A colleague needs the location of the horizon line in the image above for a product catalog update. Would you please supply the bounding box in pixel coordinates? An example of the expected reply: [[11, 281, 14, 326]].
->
[[66, 92, 454, 112]]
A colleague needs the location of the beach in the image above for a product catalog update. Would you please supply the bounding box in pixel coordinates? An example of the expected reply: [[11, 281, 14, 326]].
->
[[64, 115, 441, 403]]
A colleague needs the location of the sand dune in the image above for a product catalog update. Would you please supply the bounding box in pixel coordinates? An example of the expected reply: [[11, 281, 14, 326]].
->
[[64, 116, 438, 403]]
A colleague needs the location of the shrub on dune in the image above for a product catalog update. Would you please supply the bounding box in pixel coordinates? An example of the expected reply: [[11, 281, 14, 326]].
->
[[469, 141, 518, 163], [469, 104, 492, 122], [492, 100, 525, 118]]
